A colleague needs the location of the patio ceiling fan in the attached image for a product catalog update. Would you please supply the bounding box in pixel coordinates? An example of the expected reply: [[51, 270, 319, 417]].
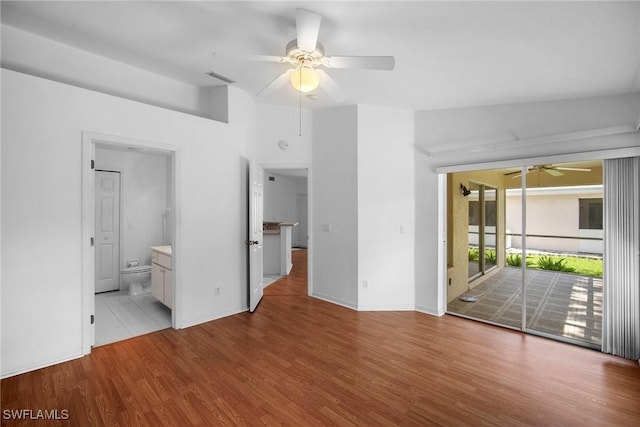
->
[[249, 8, 395, 100], [504, 164, 591, 179]]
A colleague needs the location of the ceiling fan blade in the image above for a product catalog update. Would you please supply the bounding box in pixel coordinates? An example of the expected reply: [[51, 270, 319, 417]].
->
[[544, 168, 564, 177], [240, 54, 288, 63], [555, 167, 592, 172], [503, 170, 521, 176], [324, 55, 395, 70], [257, 69, 294, 97], [511, 173, 523, 179], [296, 8, 321, 51], [316, 69, 347, 103]]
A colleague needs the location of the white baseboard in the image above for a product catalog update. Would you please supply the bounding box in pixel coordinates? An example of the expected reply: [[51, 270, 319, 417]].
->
[[415, 305, 445, 317], [311, 293, 357, 310], [1, 350, 84, 379], [357, 303, 415, 311], [179, 306, 248, 329]]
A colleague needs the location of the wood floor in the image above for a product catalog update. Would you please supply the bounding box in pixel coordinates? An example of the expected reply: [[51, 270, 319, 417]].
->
[[2, 250, 640, 426], [263, 249, 307, 296]]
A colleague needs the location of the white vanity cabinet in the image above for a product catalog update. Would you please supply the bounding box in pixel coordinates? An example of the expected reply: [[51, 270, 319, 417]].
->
[[151, 246, 173, 309]]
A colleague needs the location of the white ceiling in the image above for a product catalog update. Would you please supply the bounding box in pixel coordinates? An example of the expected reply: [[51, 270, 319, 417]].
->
[[2, 1, 639, 111]]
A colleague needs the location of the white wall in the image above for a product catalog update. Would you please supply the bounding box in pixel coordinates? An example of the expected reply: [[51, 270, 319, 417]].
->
[[1, 24, 215, 119], [1, 69, 255, 377], [417, 93, 640, 167], [357, 106, 416, 310], [264, 173, 298, 223], [256, 103, 312, 166], [312, 105, 416, 310], [414, 93, 640, 315], [414, 157, 443, 315], [95, 148, 170, 275], [263, 172, 309, 247], [312, 106, 359, 308]]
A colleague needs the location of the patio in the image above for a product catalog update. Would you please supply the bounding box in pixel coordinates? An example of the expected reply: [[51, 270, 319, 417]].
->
[[448, 267, 602, 346]]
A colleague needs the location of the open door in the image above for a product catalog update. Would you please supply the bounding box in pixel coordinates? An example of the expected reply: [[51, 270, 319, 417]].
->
[[248, 161, 264, 312]]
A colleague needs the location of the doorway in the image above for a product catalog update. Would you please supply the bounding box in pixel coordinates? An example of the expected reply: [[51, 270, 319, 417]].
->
[[262, 167, 311, 296], [82, 132, 179, 354], [446, 160, 604, 348]]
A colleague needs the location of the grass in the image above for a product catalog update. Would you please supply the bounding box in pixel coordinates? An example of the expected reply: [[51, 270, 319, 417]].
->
[[526, 255, 602, 278], [470, 247, 603, 278], [476, 248, 602, 277]]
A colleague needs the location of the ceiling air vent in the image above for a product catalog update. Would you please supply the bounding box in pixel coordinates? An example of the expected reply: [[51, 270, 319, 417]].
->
[[205, 71, 236, 84]]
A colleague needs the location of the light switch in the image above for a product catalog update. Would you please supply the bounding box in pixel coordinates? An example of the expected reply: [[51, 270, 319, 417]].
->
[[323, 224, 331, 232]]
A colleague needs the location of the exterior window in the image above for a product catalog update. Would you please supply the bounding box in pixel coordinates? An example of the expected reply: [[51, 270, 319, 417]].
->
[[469, 201, 480, 226], [468, 200, 496, 226], [579, 198, 603, 230]]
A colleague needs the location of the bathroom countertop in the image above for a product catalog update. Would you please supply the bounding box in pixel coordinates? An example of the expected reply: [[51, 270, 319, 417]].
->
[[151, 245, 172, 256]]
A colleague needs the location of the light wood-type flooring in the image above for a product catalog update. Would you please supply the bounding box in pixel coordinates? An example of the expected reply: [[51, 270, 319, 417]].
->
[[2, 248, 640, 426]]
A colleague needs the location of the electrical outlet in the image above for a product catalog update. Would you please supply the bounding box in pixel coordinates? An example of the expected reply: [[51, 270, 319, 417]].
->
[[215, 286, 221, 296], [362, 280, 368, 289]]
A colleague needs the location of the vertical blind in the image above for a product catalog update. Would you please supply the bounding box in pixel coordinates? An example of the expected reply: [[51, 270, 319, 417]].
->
[[602, 157, 640, 360]]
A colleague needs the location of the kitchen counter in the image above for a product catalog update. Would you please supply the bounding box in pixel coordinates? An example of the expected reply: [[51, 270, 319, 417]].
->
[[151, 245, 172, 256], [263, 221, 299, 235]]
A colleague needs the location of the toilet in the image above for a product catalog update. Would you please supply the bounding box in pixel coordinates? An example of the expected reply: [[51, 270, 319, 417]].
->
[[121, 263, 152, 296]]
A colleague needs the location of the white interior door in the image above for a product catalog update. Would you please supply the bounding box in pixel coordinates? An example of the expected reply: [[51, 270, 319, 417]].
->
[[248, 161, 264, 312], [95, 170, 121, 293]]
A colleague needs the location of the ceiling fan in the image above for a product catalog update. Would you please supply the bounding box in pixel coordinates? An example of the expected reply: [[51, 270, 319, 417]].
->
[[504, 164, 592, 178], [249, 8, 395, 100]]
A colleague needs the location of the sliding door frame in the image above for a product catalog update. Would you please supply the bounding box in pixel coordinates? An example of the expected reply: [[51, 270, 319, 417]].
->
[[468, 182, 498, 282], [438, 146, 640, 347]]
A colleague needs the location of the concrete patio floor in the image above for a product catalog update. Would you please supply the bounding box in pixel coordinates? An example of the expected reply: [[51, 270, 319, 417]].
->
[[448, 267, 602, 346]]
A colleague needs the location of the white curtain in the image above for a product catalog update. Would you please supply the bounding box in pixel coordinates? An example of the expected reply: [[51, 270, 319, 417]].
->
[[602, 157, 640, 360]]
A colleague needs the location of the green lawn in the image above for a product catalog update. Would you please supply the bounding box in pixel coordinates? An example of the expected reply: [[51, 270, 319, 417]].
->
[[471, 247, 604, 278], [525, 255, 603, 278]]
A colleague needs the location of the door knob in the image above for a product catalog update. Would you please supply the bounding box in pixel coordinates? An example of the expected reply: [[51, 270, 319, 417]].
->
[[245, 240, 259, 246]]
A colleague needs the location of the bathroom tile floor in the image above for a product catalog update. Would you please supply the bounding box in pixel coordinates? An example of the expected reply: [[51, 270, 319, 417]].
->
[[95, 290, 171, 347]]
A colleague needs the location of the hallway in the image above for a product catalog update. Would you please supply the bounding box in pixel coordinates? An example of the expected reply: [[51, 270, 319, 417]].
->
[[263, 249, 307, 296]]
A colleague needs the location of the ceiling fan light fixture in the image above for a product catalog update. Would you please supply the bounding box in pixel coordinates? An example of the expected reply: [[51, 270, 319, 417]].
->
[[291, 65, 320, 93]]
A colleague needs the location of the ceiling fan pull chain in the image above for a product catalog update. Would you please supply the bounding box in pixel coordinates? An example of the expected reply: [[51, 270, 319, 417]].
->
[[299, 66, 302, 137]]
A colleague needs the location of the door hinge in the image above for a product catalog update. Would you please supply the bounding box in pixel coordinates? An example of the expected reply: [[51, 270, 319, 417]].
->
[[91, 159, 95, 169], [90, 237, 94, 247], [90, 314, 95, 325]]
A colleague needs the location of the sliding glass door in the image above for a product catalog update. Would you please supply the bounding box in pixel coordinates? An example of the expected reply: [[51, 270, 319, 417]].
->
[[522, 163, 603, 348], [449, 161, 603, 348]]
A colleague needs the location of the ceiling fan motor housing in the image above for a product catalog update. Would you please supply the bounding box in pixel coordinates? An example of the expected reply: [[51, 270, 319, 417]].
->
[[285, 39, 325, 67]]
